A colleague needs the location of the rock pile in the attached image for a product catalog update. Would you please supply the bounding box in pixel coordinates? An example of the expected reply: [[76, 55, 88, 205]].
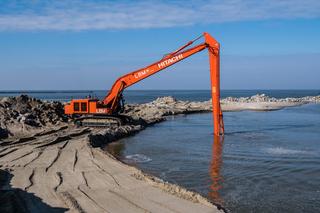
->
[[89, 125, 143, 147], [0, 95, 67, 139], [123, 96, 211, 123], [221, 94, 320, 103]]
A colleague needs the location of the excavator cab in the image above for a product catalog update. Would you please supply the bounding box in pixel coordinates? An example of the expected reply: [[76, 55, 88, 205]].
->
[[65, 99, 103, 115], [65, 99, 89, 115]]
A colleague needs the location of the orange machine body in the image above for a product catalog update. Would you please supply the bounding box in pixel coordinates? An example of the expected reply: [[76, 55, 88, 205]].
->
[[64, 32, 224, 135], [64, 99, 112, 115]]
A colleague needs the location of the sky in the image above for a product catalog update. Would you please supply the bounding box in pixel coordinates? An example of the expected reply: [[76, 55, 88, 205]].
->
[[0, 0, 319, 90]]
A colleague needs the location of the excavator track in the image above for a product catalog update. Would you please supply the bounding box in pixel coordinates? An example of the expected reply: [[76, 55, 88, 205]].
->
[[74, 115, 124, 127]]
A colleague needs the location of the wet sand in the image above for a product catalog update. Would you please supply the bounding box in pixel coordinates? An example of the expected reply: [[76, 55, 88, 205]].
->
[[0, 94, 319, 212]]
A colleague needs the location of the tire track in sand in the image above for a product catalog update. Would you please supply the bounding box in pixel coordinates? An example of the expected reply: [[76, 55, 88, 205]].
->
[[11, 150, 34, 162], [90, 159, 120, 187], [60, 191, 86, 213], [77, 185, 111, 213], [23, 150, 44, 168], [88, 146, 121, 187], [0, 148, 18, 158], [81, 171, 90, 188], [108, 189, 151, 213], [45, 140, 69, 172], [25, 168, 35, 191], [54, 172, 63, 191], [73, 149, 78, 171]]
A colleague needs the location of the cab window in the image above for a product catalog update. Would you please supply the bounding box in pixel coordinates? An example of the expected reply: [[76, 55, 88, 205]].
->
[[81, 103, 87, 112], [74, 102, 80, 111]]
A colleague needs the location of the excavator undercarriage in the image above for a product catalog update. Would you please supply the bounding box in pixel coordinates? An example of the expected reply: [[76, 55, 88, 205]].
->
[[74, 115, 123, 127]]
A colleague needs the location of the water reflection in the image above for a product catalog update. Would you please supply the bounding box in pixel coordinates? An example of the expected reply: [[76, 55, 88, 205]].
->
[[209, 135, 225, 205]]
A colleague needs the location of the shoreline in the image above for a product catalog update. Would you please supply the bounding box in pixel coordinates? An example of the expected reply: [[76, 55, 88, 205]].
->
[[0, 125, 223, 213], [1, 94, 319, 212], [100, 143, 226, 210]]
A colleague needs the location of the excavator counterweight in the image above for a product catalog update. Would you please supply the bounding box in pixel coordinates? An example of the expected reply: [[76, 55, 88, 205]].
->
[[64, 32, 224, 135]]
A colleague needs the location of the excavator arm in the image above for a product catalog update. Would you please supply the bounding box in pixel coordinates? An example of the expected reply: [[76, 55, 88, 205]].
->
[[103, 32, 224, 135], [103, 43, 207, 106]]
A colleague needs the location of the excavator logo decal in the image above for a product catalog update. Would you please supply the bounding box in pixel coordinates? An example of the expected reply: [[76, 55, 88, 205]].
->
[[134, 69, 150, 79], [133, 54, 184, 79], [158, 54, 183, 69], [96, 108, 108, 113]]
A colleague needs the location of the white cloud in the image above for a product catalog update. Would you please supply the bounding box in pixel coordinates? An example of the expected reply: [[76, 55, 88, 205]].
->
[[0, 0, 319, 31]]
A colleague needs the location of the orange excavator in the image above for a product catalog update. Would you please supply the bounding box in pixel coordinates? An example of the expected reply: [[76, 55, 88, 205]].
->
[[64, 32, 224, 136]]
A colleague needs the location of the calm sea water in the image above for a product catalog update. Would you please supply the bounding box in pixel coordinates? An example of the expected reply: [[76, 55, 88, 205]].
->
[[1, 90, 320, 212]]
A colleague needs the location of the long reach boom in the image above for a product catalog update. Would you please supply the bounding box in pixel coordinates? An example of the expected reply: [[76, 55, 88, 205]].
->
[[64, 32, 224, 135]]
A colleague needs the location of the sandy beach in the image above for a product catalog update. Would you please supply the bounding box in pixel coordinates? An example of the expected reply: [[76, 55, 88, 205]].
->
[[1, 94, 319, 213]]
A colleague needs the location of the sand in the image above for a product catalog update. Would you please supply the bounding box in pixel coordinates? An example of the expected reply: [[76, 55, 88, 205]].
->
[[0, 94, 319, 213]]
